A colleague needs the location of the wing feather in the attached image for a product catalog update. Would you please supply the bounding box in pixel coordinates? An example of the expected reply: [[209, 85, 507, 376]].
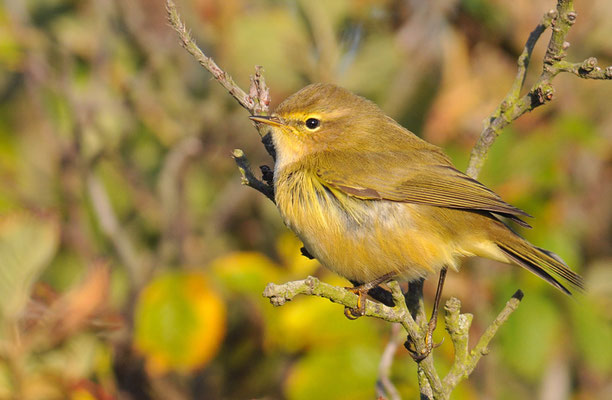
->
[[314, 151, 532, 227]]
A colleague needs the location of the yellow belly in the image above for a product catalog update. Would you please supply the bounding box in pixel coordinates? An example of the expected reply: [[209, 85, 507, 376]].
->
[[274, 168, 493, 283]]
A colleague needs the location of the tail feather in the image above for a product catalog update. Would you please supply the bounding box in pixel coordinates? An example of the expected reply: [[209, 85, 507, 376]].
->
[[496, 240, 584, 295]]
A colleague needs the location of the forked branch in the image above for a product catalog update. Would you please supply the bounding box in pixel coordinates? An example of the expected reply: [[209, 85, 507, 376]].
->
[[466, 0, 611, 179]]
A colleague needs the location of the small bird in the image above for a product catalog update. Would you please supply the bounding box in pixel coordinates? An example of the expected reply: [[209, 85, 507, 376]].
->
[[250, 83, 583, 350]]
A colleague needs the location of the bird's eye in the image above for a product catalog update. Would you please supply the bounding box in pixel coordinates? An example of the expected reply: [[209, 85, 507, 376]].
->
[[305, 118, 320, 130]]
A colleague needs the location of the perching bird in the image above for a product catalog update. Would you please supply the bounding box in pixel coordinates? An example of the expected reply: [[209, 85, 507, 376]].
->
[[250, 83, 584, 352]]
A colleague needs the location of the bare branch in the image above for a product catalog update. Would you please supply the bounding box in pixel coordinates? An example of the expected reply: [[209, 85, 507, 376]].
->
[[441, 291, 523, 393], [87, 174, 149, 288], [376, 324, 404, 400], [263, 278, 445, 397], [232, 149, 275, 202], [556, 58, 612, 80], [165, 0, 254, 111], [467, 0, 611, 179], [166, 0, 276, 198]]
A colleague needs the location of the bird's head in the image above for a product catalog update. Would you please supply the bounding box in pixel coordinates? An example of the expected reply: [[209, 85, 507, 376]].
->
[[250, 83, 385, 167]]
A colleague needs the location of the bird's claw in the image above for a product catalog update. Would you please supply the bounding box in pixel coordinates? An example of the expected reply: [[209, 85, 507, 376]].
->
[[343, 306, 362, 320], [405, 333, 444, 362], [344, 286, 367, 319]]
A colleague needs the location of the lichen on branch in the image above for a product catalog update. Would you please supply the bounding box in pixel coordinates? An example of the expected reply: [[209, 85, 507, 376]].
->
[[466, 0, 612, 179]]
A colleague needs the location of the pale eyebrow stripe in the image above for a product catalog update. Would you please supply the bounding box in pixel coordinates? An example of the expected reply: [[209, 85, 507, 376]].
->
[[283, 109, 350, 122]]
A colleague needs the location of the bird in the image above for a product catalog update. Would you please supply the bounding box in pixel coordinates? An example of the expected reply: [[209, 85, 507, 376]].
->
[[249, 83, 584, 356]]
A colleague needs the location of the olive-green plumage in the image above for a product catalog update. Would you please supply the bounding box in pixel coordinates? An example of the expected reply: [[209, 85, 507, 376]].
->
[[251, 83, 583, 294]]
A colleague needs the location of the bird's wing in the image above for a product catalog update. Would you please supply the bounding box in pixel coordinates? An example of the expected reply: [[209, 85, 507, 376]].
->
[[315, 150, 532, 227]]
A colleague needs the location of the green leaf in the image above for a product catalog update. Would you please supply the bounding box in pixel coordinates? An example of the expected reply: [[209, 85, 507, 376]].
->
[[0, 211, 59, 322], [210, 252, 281, 295], [285, 342, 380, 400], [498, 294, 561, 380], [570, 299, 612, 374]]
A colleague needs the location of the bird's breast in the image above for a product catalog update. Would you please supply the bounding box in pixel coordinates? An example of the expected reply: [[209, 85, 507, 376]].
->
[[273, 165, 459, 283]]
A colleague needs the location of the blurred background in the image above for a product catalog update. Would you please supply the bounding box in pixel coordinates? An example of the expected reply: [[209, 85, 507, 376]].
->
[[0, 0, 611, 399]]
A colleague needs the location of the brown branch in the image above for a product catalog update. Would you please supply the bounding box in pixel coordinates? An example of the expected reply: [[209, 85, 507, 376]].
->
[[166, 0, 276, 200], [165, 0, 254, 111], [232, 149, 275, 202]]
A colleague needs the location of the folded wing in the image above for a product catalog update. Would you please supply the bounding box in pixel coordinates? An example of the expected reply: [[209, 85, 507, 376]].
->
[[315, 150, 532, 227]]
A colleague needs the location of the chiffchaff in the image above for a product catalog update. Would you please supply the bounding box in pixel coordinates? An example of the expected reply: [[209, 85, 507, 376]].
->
[[250, 83, 583, 308]]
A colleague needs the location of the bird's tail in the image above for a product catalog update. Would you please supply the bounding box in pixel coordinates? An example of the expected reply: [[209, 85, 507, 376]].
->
[[494, 235, 584, 295]]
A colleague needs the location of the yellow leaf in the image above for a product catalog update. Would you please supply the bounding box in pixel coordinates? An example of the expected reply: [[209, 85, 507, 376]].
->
[[134, 271, 226, 375], [210, 251, 281, 294], [275, 233, 320, 278]]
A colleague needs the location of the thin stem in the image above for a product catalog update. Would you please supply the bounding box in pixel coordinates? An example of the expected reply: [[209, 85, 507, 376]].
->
[[377, 324, 404, 400], [442, 291, 524, 394], [466, 0, 611, 179], [232, 149, 275, 202], [165, 0, 254, 111]]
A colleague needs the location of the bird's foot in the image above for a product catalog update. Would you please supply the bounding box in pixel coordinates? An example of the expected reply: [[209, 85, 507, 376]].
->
[[343, 272, 396, 320], [405, 309, 445, 362], [343, 286, 367, 320]]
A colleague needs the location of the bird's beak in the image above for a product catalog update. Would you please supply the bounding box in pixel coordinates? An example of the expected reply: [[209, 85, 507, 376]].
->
[[249, 115, 284, 127]]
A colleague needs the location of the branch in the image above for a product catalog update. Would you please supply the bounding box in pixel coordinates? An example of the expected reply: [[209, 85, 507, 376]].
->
[[264, 278, 445, 398], [165, 0, 253, 111], [232, 149, 275, 202], [87, 174, 149, 288], [441, 291, 524, 394], [377, 324, 403, 400], [166, 0, 276, 196], [466, 0, 612, 179], [264, 277, 406, 322]]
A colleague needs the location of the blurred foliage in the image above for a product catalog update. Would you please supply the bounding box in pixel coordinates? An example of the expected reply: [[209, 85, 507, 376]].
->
[[0, 0, 611, 399], [134, 271, 226, 375]]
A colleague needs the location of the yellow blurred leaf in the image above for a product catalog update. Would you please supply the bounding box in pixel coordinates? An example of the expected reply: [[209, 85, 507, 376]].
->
[[134, 271, 226, 375], [210, 251, 281, 294], [70, 388, 97, 400], [285, 342, 380, 400], [275, 233, 320, 278]]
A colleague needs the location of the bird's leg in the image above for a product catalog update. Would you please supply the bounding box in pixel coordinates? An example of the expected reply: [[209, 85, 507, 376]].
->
[[426, 266, 447, 344], [344, 272, 397, 320], [409, 267, 448, 362]]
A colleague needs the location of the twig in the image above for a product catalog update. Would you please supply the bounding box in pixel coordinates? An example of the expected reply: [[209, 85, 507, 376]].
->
[[157, 136, 204, 265], [264, 277, 406, 322], [86, 174, 149, 288], [466, 290, 524, 372], [232, 149, 275, 202], [441, 291, 524, 395], [165, 0, 253, 111], [376, 324, 404, 400], [165, 0, 275, 196], [466, 0, 612, 179]]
